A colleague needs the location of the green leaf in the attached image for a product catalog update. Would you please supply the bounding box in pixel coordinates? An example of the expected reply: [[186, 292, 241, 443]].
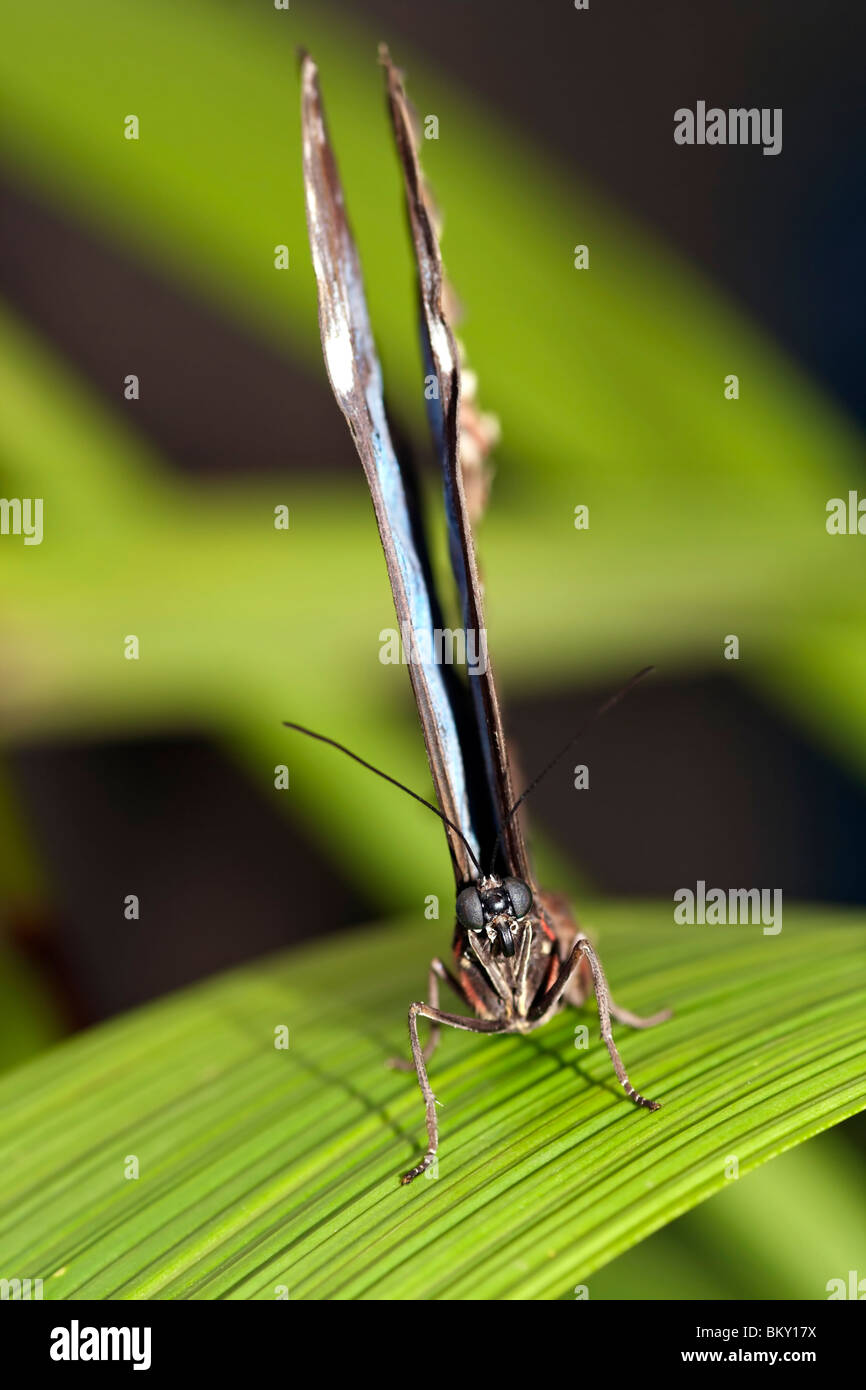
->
[[0, 904, 863, 1300], [591, 1122, 866, 1299]]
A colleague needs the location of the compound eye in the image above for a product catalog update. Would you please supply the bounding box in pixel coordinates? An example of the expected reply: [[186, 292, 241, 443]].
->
[[456, 885, 484, 931], [503, 877, 532, 919]]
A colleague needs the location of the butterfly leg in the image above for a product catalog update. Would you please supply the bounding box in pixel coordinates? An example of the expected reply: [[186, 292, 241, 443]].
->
[[532, 936, 663, 1112], [400, 1003, 509, 1185], [387, 958, 467, 1070], [558, 939, 670, 1028]]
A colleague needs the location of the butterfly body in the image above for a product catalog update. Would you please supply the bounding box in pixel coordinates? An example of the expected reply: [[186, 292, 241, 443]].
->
[[452, 903, 563, 1027], [296, 47, 671, 1186]]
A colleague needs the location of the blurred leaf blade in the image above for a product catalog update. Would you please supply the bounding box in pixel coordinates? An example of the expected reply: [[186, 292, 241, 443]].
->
[[0, 904, 863, 1300]]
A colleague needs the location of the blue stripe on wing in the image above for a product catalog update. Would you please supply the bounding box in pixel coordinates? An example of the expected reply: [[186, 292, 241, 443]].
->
[[382, 50, 532, 883], [300, 54, 481, 882]]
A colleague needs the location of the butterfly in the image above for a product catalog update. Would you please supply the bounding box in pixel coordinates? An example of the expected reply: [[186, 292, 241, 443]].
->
[[289, 46, 670, 1184]]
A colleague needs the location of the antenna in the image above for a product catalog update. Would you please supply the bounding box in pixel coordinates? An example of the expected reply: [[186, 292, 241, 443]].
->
[[283, 721, 482, 874], [488, 666, 655, 873]]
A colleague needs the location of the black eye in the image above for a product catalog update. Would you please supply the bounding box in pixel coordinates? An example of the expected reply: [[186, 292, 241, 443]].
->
[[456, 885, 484, 930], [503, 877, 532, 919]]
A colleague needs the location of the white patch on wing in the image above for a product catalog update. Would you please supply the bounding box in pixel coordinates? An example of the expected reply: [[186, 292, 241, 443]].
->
[[429, 318, 454, 375], [324, 329, 356, 398]]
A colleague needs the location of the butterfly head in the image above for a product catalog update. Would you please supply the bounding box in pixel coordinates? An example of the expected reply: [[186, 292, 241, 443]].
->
[[455, 874, 533, 958]]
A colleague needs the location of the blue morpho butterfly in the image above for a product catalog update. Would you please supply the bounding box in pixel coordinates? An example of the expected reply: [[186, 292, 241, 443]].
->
[[287, 47, 671, 1184]]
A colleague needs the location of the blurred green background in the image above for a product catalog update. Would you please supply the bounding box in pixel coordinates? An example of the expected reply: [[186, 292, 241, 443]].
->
[[0, 0, 864, 1297]]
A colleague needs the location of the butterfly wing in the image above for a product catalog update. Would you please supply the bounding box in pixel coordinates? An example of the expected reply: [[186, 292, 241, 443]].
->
[[382, 49, 532, 884], [300, 54, 481, 884]]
